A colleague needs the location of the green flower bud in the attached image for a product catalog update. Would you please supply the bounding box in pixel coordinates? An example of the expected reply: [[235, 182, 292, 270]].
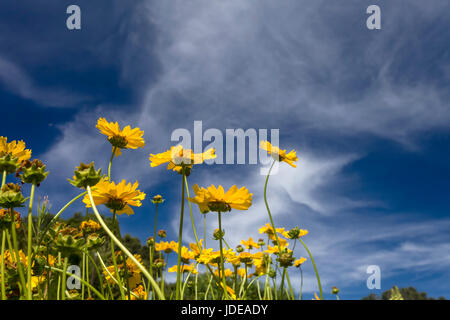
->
[[213, 228, 225, 240], [147, 236, 155, 246], [68, 162, 103, 189], [0, 183, 27, 208], [54, 231, 85, 256], [332, 286, 340, 295], [151, 195, 165, 204], [85, 233, 105, 250], [236, 245, 244, 253], [257, 238, 266, 247], [277, 252, 295, 268], [16, 159, 49, 185]]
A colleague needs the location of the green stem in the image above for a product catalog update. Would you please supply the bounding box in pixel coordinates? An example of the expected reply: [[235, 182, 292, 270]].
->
[[1, 170, 6, 188], [299, 238, 323, 300], [108, 147, 117, 180], [184, 175, 200, 245], [9, 208, 27, 298], [298, 266, 303, 300], [175, 170, 186, 300], [263, 161, 283, 254], [110, 212, 125, 300], [1, 230, 6, 300], [87, 186, 165, 300], [217, 211, 229, 299], [61, 258, 68, 300], [26, 183, 36, 300]]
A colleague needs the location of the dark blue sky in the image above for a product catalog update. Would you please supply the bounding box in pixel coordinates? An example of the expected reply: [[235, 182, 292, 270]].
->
[[1, 0, 450, 299]]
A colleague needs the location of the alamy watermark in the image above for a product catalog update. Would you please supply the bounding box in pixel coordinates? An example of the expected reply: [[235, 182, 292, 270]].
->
[[171, 121, 281, 175]]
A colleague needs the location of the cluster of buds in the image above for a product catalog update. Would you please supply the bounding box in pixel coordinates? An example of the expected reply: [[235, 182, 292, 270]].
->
[[213, 228, 225, 240], [0, 183, 26, 208], [68, 162, 103, 189], [15, 159, 49, 186]]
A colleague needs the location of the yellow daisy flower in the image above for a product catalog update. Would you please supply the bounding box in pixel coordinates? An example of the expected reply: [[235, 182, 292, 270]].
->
[[83, 178, 146, 215], [96, 118, 145, 157], [240, 237, 260, 250], [0, 137, 32, 162], [294, 257, 307, 267], [188, 184, 253, 213], [214, 268, 233, 278], [155, 241, 178, 254], [260, 140, 298, 167], [149, 145, 216, 173], [168, 263, 198, 274]]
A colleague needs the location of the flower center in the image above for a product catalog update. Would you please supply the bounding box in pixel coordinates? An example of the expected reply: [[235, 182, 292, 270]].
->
[[105, 197, 126, 212]]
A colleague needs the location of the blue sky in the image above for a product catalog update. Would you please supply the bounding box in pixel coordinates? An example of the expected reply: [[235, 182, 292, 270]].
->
[[1, 0, 450, 299]]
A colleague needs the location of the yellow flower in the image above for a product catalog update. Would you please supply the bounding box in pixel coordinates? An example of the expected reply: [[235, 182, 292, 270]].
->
[[294, 257, 307, 267], [189, 239, 203, 258], [259, 223, 286, 240], [188, 184, 253, 213], [178, 246, 196, 263], [214, 268, 233, 278], [0, 137, 32, 162], [155, 241, 178, 254], [96, 118, 145, 157], [238, 252, 253, 265], [149, 145, 216, 173], [127, 285, 147, 300], [225, 251, 241, 267], [240, 237, 260, 250], [218, 282, 237, 300], [79, 220, 101, 233], [83, 178, 146, 215], [265, 244, 290, 255], [313, 292, 321, 300], [260, 140, 298, 167], [168, 263, 198, 274]]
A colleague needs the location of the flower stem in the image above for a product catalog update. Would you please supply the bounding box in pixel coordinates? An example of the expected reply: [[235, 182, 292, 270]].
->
[[217, 211, 229, 299], [9, 208, 27, 298], [110, 212, 126, 300], [1, 170, 6, 188], [87, 186, 165, 300], [108, 147, 117, 180], [61, 257, 68, 300], [175, 169, 186, 300], [1, 230, 6, 300], [184, 175, 200, 245], [299, 238, 323, 300], [26, 183, 36, 300]]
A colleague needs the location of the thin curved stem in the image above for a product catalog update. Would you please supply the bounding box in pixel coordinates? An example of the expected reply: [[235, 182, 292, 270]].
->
[[86, 186, 165, 300], [299, 238, 323, 300], [184, 175, 200, 245]]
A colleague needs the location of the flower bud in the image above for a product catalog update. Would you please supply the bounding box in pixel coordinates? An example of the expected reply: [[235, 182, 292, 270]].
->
[[151, 194, 165, 204], [236, 245, 244, 253], [157, 230, 166, 238], [332, 286, 340, 295], [154, 258, 165, 269], [68, 162, 103, 189], [0, 183, 26, 208], [213, 228, 225, 240], [16, 159, 49, 186], [257, 238, 265, 247], [147, 236, 155, 246], [277, 252, 295, 268]]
